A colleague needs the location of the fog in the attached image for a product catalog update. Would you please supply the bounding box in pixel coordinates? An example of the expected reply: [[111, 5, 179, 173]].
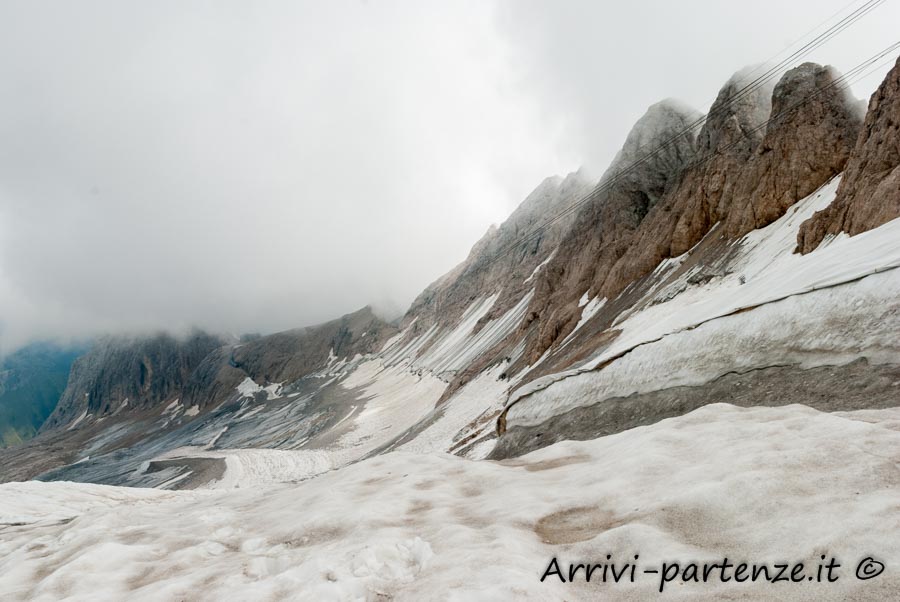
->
[[1, 0, 897, 353]]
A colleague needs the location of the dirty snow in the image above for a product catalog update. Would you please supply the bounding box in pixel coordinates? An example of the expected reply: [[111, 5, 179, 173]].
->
[[236, 378, 283, 401], [331, 359, 447, 464], [414, 292, 533, 377], [237, 377, 263, 399], [396, 364, 510, 458], [3, 404, 899, 601]]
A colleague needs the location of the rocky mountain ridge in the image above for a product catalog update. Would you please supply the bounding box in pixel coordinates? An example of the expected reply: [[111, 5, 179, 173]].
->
[[520, 62, 865, 367], [41, 331, 226, 431], [4, 57, 898, 487], [41, 307, 396, 434]]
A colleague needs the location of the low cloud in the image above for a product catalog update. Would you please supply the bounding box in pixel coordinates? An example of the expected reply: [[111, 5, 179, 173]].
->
[[1, 0, 897, 354], [0, 1, 576, 353]]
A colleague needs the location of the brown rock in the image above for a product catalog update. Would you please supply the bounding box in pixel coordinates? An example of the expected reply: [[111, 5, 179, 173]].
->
[[400, 169, 594, 348], [602, 63, 859, 300], [600, 67, 772, 298], [797, 57, 900, 253], [523, 100, 702, 363], [521, 65, 861, 364], [723, 63, 862, 237]]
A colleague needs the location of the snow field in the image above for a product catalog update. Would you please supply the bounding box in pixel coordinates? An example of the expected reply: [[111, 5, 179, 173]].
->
[[3, 403, 900, 600]]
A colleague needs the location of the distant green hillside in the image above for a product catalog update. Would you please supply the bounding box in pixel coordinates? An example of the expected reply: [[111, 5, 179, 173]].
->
[[0, 342, 87, 447]]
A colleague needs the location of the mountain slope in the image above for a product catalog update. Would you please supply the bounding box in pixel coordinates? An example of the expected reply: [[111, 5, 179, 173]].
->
[[1, 59, 898, 492], [41, 331, 228, 431]]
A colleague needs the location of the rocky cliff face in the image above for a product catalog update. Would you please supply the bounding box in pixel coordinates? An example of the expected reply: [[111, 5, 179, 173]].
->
[[41, 307, 396, 432], [797, 56, 900, 253], [723, 63, 863, 237], [179, 306, 397, 409], [518, 63, 863, 364], [597, 68, 773, 302], [522, 100, 702, 363], [601, 63, 859, 304], [42, 331, 226, 431]]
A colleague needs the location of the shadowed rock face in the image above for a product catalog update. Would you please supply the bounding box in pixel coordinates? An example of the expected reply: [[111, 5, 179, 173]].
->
[[41, 307, 397, 432], [797, 57, 900, 253], [228, 306, 396, 384], [723, 62, 863, 237], [42, 331, 226, 431], [181, 306, 398, 409]]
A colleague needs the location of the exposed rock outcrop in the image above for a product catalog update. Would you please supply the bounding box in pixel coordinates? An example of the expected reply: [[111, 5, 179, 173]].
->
[[180, 306, 397, 408], [522, 99, 702, 363], [401, 169, 594, 342], [228, 306, 395, 384], [723, 63, 863, 237], [41, 307, 397, 432], [599, 68, 773, 299], [519, 64, 863, 364], [42, 331, 226, 431], [797, 56, 900, 253]]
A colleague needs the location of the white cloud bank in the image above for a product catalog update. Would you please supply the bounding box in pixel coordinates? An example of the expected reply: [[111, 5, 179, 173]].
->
[[1, 0, 898, 353]]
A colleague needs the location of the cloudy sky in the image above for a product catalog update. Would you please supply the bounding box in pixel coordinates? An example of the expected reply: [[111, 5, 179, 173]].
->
[[0, 0, 897, 353]]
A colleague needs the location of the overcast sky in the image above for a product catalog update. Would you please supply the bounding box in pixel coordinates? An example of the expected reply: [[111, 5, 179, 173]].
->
[[1, 0, 897, 353]]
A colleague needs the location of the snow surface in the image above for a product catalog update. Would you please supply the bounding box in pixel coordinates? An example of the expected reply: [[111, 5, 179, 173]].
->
[[3, 403, 900, 600], [395, 364, 510, 459], [237, 377, 263, 399], [416, 292, 533, 376], [136, 360, 441, 487], [333, 360, 447, 463], [560, 296, 606, 347], [523, 250, 555, 284], [236, 377, 283, 401], [66, 410, 89, 431], [154, 447, 335, 489], [381, 290, 532, 380]]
